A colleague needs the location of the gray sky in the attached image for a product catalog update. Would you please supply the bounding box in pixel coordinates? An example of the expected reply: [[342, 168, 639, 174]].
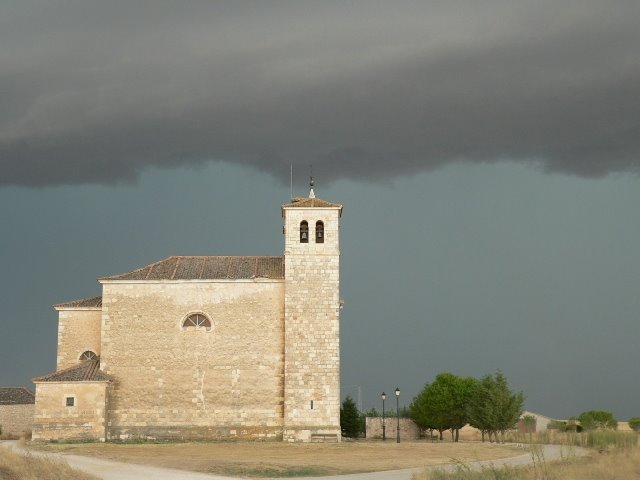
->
[[1, 1, 639, 420]]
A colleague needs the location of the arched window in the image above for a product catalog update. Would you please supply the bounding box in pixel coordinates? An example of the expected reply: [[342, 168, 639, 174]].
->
[[300, 221, 309, 243], [79, 351, 97, 361], [182, 313, 212, 331], [315, 221, 324, 243]]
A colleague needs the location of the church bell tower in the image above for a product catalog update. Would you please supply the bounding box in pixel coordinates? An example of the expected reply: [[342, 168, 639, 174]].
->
[[281, 180, 342, 442]]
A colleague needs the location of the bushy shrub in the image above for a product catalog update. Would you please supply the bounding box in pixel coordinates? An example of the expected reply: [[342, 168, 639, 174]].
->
[[578, 410, 617, 430]]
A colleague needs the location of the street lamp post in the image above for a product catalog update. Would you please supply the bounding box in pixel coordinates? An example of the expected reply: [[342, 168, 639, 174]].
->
[[395, 387, 400, 443], [381, 392, 386, 441]]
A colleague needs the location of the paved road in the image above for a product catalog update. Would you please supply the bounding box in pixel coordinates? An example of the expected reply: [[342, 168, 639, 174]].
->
[[1, 441, 584, 480]]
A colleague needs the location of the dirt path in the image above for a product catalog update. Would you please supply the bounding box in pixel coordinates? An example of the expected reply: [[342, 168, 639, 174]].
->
[[1, 441, 585, 480]]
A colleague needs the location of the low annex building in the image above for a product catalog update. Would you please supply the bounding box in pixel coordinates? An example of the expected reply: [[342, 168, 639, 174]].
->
[[0, 387, 35, 437], [32, 188, 343, 442]]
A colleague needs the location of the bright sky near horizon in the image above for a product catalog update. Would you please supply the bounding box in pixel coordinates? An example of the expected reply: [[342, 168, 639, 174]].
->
[[1, 1, 639, 420]]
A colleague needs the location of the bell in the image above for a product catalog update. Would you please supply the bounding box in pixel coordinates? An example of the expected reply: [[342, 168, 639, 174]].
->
[[301, 232, 308, 240]]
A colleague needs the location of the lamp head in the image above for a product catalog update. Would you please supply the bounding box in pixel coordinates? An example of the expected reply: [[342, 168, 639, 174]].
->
[[381, 392, 386, 400], [395, 387, 400, 397]]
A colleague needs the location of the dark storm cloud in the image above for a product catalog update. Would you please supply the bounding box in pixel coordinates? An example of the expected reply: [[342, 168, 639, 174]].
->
[[2, 0, 640, 187]]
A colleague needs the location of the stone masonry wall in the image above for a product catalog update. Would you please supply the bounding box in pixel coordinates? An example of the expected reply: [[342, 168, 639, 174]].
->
[[99, 280, 285, 440], [283, 206, 341, 441], [0, 404, 34, 437], [56, 309, 102, 370], [32, 382, 108, 441], [365, 417, 421, 440]]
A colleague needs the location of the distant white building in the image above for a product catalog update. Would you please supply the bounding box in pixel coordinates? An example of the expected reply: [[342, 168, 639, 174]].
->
[[519, 410, 553, 432]]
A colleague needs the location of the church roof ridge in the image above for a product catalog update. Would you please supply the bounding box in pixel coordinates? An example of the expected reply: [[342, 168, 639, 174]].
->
[[99, 255, 284, 281], [33, 358, 112, 383], [0, 387, 35, 405], [54, 295, 103, 310], [281, 196, 343, 209]]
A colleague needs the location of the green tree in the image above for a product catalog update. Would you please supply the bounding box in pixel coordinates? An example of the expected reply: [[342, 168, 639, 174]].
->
[[340, 395, 361, 438], [409, 384, 428, 427], [578, 410, 617, 430], [521, 414, 536, 440], [467, 374, 495, 442], [410, 381, 443, 439], [467, 371, 524, 442], [492, 371, 525, 440], [448, 375, 477, 441], [628, 417, 640, 432], [522, 414, 536, 433], [409, 373, 477, 441], [362, 407, 380, 417]]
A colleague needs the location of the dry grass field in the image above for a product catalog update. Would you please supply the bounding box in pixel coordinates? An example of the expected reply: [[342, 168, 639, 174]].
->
[[32, 440, 524, 477], [412, 431, 640, 480], [0, 445, 99, 480], [413, 445, 640, 480]]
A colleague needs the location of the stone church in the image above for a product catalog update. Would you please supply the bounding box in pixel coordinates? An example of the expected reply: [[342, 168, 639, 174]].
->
[[32, 187, 342, 442]]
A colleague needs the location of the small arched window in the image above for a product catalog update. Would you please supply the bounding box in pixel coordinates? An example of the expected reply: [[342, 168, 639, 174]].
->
[[315, 221, 324, 243], [79, 351, 97, 361], [300, 221, 309, 243], [182, 313, 212, 331]]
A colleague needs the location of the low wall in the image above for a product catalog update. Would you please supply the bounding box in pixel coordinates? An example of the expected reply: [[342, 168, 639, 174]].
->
[[0, 404, 34, 437], [365, 417, 420, 440]]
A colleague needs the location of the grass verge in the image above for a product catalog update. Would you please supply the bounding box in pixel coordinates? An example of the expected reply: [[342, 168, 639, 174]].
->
[[0, 444, 99, 480], [506, 429, 638, 451], [413, 434, 640, 480]]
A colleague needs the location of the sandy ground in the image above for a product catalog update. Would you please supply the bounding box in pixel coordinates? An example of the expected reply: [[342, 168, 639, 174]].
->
[[3, 440, 586, 480]]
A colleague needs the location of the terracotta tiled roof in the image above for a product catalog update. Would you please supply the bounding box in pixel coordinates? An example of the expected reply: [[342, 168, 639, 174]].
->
[[100, 256, 284, 281], [0, 387, 35, 405], [33, 358, 111, 383], [54, 296, 103, 309], [282, 197, 343, 209]]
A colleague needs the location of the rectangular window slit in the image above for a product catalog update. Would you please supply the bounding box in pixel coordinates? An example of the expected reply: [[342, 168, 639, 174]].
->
[[310, 400, 314, 409], [66, 397, 75, 407]]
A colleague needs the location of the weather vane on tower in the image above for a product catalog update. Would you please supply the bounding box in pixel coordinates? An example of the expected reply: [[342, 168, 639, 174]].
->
[[309, 165, 315, 198]]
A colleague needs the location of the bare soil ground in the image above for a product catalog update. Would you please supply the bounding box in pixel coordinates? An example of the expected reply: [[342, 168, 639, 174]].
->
[[32, 441, 524, 477]]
